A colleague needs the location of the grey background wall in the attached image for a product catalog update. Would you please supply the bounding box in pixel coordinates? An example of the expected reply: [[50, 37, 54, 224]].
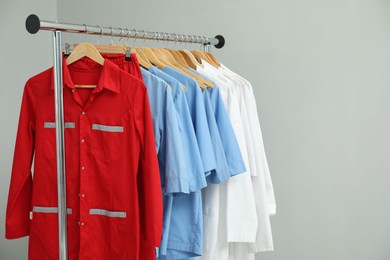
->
[[0, 0, 57, 259], [1, 0, 390, 259]]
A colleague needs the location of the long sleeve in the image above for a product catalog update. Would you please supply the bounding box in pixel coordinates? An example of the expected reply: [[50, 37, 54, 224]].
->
[[133, 83, 163, 258], [6, 81, 36, 239]]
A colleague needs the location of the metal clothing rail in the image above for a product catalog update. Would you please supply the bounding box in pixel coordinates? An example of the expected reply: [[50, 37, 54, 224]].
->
[[26, 14, 225, 48], [25, 14, 225, 260]]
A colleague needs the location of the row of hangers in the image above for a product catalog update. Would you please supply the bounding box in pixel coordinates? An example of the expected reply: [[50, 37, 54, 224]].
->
[[65, 41, 222, 90]]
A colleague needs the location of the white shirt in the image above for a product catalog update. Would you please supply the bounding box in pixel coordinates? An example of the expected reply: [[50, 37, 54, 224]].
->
[[219, 63, 275, 254], [196, 64, 258, 260], [198, 61, 276, 259]]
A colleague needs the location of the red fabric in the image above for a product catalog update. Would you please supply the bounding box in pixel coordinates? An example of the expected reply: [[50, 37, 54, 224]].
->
[[6, 57, 162, 260], [103, 53, 159, 260], [102, 53, 143, 80]]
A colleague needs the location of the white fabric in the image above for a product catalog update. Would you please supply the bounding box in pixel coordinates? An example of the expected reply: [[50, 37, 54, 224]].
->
[[196, 61, 276, 259], [196, 64, 258, 260], [220, 64, 276, 215], [218, 63, 275, 253]]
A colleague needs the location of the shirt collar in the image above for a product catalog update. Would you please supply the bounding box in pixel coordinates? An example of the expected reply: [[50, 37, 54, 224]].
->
[[50, 58, 120, 93]]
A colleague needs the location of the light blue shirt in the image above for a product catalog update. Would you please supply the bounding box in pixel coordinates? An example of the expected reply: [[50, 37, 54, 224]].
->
[[159, 192, 202, 259], [154, 67, 214, 259], [162, 66, 216, 175], [149, 66, 207, 191], [148, 67, 207, 259], [190, 68, 246, 177], [140, 68, 190, 193], [202, 89, 231, 183]]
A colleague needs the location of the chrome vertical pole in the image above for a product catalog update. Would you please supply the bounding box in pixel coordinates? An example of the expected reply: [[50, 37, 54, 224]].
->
[[52, 30, 68, 260]]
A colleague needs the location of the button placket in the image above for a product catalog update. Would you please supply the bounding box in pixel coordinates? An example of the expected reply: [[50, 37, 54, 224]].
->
[[79, 110, 89, 231]]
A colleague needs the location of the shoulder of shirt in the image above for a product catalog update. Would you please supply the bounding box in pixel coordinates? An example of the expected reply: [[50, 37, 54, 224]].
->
[[141, 70, 170, 91], [26, 67, 52, 84], [109, 64, 146, 94], [24, 67, 53, 92]]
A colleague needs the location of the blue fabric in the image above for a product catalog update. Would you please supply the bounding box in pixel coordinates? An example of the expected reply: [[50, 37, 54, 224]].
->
[[140, 68, 190, 193], [152, 66, 217, 259], [149, 66, 207, 191], [162, 66, 216, 175], [202, 89, 231, 184], [148, 67, 207, 259], [189, 68, 246, 177], [158, 192, 202, 259]]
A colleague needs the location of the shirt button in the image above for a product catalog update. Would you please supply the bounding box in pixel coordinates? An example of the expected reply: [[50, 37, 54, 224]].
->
[[81, 139, 85, 143], [78, 221, 85, 226], [81, 111, 86, 115], [81, 166, 85, 170], [81, 194, 85, 198], [72, 89, 75, 93]]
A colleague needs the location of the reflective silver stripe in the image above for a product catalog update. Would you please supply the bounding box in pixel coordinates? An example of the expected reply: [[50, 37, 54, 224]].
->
[[32, 206, 72, 214], [89, 209, 126, 218], [92, 124, 124, 133], [44, 122, 75, 128]]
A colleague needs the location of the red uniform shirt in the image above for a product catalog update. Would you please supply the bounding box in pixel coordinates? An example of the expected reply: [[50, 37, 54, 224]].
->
[[6, 57, 163, 259]]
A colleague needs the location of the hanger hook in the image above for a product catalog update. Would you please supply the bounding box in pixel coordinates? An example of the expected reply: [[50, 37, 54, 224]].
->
[[163, 33, 169, 45], [97, 25, 103, 44], [83, 24, 88, 34], [171, 33, 177, 45], [124, 28, 130, 43], [109, 27, 114, 44], [137, 30, 146, 43], [119, 28, 124, 41], [134, 30, 140, 45], [153, 32, 158, 46], [82, 24, 88, 42], [98, 26, 103, 37]]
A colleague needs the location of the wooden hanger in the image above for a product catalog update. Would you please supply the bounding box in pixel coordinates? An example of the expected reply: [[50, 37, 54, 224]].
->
[[132, 48, 152, 69], [151, 48, 174, 67], [163, 50, 215, 89], [66, 42, 105, 88], [178, 50, 202, 69], [191, 50, 219, 68], [93, 44, 126, 54], [157, 49, 209, 90], [165, 49, 190, 67], [204, 52, 221, 67], [141, 47, 166, 69], [145, 49, 186, 92], [66, 42, 104, 66]]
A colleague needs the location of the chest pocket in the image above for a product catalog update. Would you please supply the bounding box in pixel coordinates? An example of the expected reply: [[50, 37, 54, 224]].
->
[[43, 121, 75, 162], [91, 123, 124, 162]]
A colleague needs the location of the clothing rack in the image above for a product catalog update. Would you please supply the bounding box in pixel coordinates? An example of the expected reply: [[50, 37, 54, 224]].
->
[[25, 14, 225, 260]]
